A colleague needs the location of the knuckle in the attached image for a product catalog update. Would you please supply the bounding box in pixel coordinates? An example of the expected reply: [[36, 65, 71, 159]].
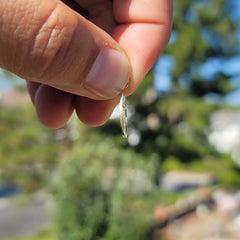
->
[[28, 3, 77, 80]]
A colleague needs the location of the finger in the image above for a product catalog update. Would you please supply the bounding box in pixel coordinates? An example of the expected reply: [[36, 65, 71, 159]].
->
[[74, 0, 116, 33], [0, 0, 131, 100], [27, 80, 118, 128], [114, 0, 172, 24], [34, 84, 75, 129], [75, 96, 119, 127], [112, 0, 173, 95]]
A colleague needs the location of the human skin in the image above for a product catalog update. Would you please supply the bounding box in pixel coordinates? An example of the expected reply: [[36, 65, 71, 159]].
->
[[0, 0, 172, 129]]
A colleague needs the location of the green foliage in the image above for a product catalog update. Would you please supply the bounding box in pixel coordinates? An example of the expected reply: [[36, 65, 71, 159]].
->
[[0, 105, 60, 191], [188, 156, 240, 188], [52, 138, 160, 240], [190, 74, 236, 97], [161, 156, 184, 172], [6, 229, 55, 240], [115, 0, 239, 167]]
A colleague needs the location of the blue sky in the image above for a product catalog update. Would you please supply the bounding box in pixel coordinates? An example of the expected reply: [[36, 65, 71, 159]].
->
[[0, 70, 12, 90], [154, 0, 240, 106], [228, 0, 240, 21], [154, 53, 240, 106], [0, 70, 23, 90]]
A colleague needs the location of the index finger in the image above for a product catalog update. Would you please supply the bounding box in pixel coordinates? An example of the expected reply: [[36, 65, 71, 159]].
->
[[112, 0, 173, 95]]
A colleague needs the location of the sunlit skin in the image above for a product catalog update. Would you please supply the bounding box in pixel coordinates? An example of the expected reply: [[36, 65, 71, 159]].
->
[[0, 0, 172, 129]]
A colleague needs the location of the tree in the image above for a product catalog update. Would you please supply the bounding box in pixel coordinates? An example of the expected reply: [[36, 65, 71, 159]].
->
[[53, 0, 240, 239], [0, 104, 61, 192], [52, 135, 162, 240], [100, 0, 239, 168]]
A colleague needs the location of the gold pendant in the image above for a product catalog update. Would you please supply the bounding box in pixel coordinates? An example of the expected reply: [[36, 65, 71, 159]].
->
[[120, 93, 128, 138]]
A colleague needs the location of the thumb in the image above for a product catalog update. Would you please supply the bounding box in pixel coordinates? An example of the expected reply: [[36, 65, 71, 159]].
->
[[0, 0, 131, 99]]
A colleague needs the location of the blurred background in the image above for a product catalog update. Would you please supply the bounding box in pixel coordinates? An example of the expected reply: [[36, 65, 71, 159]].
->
[[0, 0, 240, 239]]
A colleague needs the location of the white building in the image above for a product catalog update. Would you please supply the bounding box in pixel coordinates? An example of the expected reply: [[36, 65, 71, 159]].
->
[[208, 110, 240, 165]]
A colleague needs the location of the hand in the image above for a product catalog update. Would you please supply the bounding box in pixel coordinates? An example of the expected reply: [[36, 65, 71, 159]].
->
[[0, 0, 172, 129]]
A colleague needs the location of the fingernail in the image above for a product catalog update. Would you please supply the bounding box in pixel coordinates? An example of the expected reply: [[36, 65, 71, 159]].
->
[[84, 47, 130, 98]]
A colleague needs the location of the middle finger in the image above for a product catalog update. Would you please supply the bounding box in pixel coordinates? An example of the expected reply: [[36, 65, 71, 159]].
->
[[72, 0, 116, 33]]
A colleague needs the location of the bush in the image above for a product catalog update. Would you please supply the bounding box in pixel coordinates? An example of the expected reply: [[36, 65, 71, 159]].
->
[[52, 141, 160, 240]]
